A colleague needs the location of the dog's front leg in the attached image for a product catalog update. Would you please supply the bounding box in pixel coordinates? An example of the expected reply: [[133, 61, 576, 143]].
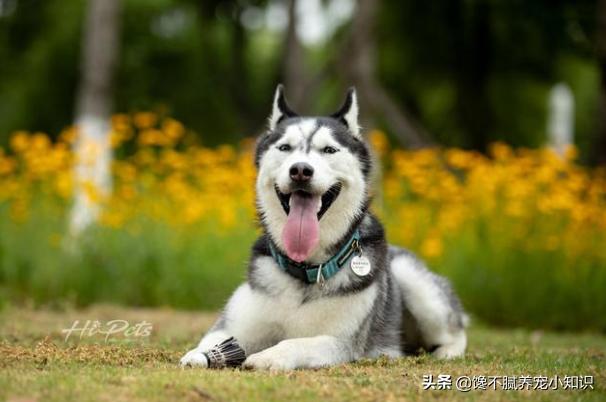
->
[[181, 284, 278, 368], [243, 335, 353, 370], [180, 329, 232, 367]]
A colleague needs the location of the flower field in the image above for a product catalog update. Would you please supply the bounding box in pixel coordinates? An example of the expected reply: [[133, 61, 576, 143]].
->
[[0, 113, 605, 331]]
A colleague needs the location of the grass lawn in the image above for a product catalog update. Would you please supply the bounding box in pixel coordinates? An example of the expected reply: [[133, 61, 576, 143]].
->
[[0, 305, 604, 402]]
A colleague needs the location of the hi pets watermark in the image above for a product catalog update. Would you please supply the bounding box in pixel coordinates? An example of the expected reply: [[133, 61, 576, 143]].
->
[[62, 320, 153, 342]]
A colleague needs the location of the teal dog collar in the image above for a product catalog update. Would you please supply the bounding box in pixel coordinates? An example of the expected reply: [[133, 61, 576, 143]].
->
[[268, 230, 361, 284]]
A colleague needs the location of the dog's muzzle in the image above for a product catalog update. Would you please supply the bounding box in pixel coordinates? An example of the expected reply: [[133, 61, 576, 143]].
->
[[274, 183, 342, 220]]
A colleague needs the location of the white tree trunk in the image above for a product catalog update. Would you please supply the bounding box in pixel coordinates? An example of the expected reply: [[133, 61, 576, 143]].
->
[[70, 0, 121, 235], [547, 83, 574, 156]]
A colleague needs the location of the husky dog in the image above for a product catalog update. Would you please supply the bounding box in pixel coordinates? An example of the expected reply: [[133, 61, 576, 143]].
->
[[180, 85, 468, 370]]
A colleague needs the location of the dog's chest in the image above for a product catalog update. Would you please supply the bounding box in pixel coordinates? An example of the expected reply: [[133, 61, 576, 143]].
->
[[249, 257, 377, 338]]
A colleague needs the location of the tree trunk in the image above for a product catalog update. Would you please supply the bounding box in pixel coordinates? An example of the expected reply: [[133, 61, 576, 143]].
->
[[70, 0, 121, 235], [229, 4, 255, 133], [343, 0, 432, 148], [451, 0, 493, 151], [595, 0, 606, 164], [281, 0, 309, 110]]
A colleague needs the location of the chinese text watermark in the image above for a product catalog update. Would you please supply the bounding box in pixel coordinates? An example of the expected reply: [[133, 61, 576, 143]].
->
[[422, 374, 594, 392]]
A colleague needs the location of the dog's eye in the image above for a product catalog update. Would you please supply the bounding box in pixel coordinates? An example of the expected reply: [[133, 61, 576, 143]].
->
[[323, 146, 338, 154], [277, 144, 292, 152]]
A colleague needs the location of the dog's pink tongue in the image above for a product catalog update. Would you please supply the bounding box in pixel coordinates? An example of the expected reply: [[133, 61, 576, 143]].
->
[[282, 193, 320, 262]]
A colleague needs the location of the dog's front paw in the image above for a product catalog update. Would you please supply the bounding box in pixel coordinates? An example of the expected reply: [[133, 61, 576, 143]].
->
[[432, 332, 467, 360], [243, 343, 297, 371], [180, 348, 209, 368]]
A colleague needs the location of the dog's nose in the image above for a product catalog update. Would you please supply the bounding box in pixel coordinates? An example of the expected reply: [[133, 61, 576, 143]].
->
[[289, 162, 314, 183]]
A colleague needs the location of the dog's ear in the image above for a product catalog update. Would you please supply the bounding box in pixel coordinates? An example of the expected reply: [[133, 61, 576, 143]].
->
[[331, 87, 360, 138], [268, 84, 297, 131]]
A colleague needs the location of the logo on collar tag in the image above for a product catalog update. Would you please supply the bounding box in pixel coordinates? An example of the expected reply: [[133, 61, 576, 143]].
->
[[350, 255, 371, 276]]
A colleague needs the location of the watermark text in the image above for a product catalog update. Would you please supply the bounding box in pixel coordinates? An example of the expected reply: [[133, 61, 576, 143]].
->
[[61, 320, 152, 342], [422, 374, 594, 392]]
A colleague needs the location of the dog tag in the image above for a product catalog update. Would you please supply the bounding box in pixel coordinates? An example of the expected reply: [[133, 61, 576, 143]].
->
[[350, 255, 371, 276]]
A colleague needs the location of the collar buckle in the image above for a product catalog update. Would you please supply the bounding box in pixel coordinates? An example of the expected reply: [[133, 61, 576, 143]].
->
[[316, 264, 325, 288]]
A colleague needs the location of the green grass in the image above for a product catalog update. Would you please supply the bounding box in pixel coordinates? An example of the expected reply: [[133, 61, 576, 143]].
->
[[0, 210, 256, 310], [434, 225, 606, 331], [0, 305, 604, 402]]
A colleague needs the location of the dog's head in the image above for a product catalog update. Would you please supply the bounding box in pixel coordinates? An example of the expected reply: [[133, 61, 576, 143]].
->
[[255, 85, 372, 263]]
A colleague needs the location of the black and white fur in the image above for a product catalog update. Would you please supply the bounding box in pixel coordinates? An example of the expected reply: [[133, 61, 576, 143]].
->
[[180, 85, 468, 370]]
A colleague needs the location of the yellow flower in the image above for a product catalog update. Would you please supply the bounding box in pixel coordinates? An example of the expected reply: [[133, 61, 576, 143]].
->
[[421, 235, 443, 259], [112, 114, 131, 131], [10, 131, 30, 153], [31, 133, 50, 150], [0, 155, 15, 175], [59, 127, 78, 144], [137, 129, 167, 146], [1, 112, 604, 269], [133, 112, 158, 129], [489, 142, 512, 161], [54, 171, 73, 199], [162, 118, 185, 141], [369, 130, 389, 157], [563, 144, 578, 162]]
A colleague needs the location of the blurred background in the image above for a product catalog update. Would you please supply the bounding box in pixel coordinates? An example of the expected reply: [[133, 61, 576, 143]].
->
[[0, 0, 605, 332]]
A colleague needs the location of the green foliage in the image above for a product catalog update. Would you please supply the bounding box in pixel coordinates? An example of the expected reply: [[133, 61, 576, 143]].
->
[[0, 0, 280, 145], [378, 0, 599, 152], [0, 0, 603, 155], [0, 0, 83, 142]]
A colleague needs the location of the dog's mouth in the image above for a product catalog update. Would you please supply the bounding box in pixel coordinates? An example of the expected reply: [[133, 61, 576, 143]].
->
[[274, 183, 342, 262], [274, 183, 342, 220]]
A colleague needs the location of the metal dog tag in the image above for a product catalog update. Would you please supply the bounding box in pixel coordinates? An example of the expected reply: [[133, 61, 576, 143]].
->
[[350, 255, 371, 276]]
